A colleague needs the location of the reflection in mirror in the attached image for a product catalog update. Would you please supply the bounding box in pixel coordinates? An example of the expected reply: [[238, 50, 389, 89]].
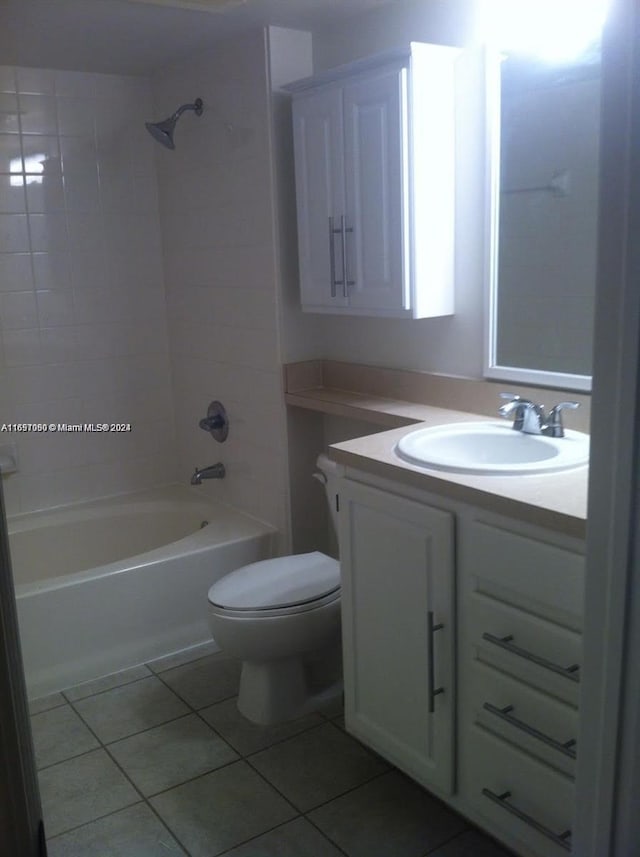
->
[[485, 47, 601, 392]]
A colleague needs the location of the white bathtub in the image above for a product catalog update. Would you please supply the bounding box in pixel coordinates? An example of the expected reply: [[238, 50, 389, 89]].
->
[[8, 485, 275, 698]]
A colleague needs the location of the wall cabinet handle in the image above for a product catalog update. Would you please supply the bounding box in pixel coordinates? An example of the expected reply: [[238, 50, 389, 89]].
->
[[339, 216, 355, 297], [481, 632, 580, 683], [328, 216, 338, 297], [482, 702, 577, 760], [482, 788, 572, 851], [428, 611, 444, 713]]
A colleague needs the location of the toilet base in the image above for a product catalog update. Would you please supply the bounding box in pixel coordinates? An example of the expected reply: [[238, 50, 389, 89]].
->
[[236, 645, 343, 725]]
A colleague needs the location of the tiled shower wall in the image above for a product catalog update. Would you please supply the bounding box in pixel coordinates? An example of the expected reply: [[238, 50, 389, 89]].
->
[[152, 30, 290, 546], [0, 66, 176, 514]]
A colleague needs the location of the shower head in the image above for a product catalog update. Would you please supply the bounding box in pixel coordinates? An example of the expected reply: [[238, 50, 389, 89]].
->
[[145, 97, 204, 150]]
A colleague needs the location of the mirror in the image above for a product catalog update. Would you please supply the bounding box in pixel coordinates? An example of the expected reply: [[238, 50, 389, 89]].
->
[[484, 47, 601, 392]]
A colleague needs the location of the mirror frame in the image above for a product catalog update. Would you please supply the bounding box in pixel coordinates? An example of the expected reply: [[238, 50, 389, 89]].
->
[[482, 50, 593, 393]]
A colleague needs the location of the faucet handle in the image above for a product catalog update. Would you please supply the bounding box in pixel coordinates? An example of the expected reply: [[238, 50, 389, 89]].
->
[[545, 401, 580, 438]]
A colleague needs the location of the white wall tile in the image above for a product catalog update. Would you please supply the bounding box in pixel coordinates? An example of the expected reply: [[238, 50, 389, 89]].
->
[[0, 67, 16, 94], [16, 68, 56, 95], [32, 252, 70, 291], [57, 97, 96, 137], [0, 66, 176, 511], [0, 214, 29, 252], [0, 290, 38, 329], [0, 133, 23, 171], [25, 174, 65, 213], [0, 175, 26, 213], [19, 94, 58, 135], [0, 93, 20, 134], [28, 213, 68, 252], [0, 252, 34, 291]]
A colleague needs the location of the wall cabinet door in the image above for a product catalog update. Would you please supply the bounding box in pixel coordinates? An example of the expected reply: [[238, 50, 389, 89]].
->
[[291, 85, 347, 310], [343, 65, 409, 313], [338, 478, 455, 794]]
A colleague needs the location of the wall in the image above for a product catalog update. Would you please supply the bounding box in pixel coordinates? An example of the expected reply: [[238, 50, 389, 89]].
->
[[152, 30, 290, 547], [278, 0, 488, 379], [0, 65, 175, 515]]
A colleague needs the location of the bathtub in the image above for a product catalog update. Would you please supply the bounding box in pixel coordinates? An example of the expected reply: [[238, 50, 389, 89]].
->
[[8, 485, 275, 698]]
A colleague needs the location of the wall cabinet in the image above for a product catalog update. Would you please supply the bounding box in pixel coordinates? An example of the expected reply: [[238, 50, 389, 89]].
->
[[287, 43, 461, 318], [336, 468, 585, 857]]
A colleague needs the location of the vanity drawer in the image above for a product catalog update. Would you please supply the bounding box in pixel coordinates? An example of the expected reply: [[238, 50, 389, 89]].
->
[[468, 593, 582, 706], [462, 725, 575, 856], [469, 660, 578, 777], [461, 517, 585, 632]]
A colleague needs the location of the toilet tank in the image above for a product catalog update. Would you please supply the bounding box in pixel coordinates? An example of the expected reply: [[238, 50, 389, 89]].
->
[[316, 454, 344, 540]]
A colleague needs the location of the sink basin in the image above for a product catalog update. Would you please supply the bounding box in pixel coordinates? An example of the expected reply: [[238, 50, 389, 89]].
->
[[394, 422, 590, 475]]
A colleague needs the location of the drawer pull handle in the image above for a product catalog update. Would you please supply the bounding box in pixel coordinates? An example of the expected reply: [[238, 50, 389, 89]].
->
[[482, 703, 577, 760], [482, 788, 572, 851], [428, 611, 444, 713], [482, 633, 580, 683]]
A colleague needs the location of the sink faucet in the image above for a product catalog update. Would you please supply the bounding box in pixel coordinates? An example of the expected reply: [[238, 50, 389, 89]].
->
[[498, 393, 579, 438], [191, 463, 226, 485]]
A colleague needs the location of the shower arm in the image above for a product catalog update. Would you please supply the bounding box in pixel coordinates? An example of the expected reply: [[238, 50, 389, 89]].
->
[[170, 98, 203, 122]]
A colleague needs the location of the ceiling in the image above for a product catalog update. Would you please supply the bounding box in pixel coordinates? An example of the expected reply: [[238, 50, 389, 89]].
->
[[0, 0, 396, 76]]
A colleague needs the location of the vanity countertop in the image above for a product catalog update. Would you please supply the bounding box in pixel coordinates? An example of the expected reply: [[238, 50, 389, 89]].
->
[[328, 404, 588, 540]]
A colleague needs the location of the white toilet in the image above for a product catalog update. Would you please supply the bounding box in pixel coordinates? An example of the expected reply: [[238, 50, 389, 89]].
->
[[207, 454, 343, 725]]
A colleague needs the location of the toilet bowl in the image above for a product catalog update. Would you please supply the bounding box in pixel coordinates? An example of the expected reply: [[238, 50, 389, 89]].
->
[[207, 455, 343, 725]]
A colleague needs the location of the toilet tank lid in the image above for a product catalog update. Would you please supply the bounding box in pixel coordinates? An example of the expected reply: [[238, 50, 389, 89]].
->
[[208, 551, 340, 611]]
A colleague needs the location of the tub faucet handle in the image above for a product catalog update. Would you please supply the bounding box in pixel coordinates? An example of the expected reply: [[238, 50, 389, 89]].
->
[[198, 401, 228, 442]]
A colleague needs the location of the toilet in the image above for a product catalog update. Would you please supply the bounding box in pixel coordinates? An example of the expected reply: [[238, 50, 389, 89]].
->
[[207, 454, 343, 725]]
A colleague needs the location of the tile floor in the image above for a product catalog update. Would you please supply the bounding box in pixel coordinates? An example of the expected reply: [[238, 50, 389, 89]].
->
[[30, 644, 514, 857]]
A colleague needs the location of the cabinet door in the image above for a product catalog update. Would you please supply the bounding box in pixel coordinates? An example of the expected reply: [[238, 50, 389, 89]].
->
[[343, 65, 410, 315], [291, 86, 348, 310], [339, 479, 455, 794]]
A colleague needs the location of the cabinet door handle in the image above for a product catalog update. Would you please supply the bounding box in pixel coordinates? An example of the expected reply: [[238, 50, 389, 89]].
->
[[328, 216, 338, 297], [428, 611, 444, 713], [481, 633, 580, 683], [482, 702, 577, 759], [482, 788, 572, 851], [340, 215, 355, 297]]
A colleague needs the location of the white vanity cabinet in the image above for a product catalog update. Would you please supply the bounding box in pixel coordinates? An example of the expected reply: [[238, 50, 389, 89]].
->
[[287, 43, 460, 318], [338, 477, 455, 794], [335, 466, 585, 857]]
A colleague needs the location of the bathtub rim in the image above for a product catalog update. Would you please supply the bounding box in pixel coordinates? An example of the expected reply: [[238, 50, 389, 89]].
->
[[9, 484, 276, 598]]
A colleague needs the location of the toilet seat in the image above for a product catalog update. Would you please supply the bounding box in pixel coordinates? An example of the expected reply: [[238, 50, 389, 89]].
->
[[208, 551, 340, 615]]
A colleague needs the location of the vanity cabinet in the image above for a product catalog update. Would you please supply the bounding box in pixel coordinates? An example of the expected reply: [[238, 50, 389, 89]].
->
[[336, 467, 585, 857], [338, 478, 455, 794], [287, 43, 461, 318]]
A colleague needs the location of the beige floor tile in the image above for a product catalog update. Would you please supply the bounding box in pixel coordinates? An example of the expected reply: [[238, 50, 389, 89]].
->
[[73, 676, 189, 743], [200, 696, 324, 756], [429, 829, 515, 857], [32, 704, 99, 770], [158, 653, 241, 710], [150, 760, 297, 857], [309, 769, 468, 857], [64, 664, 151, 701], [220, 817, 344, 857], [108, 713, 238, 796], [39, 749, 139, 838], [47, 803, 186, 856], [249, 721, 388, 812]]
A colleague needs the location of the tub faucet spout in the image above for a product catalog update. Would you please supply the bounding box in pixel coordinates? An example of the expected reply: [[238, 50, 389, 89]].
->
[[191, 463, 225, 485]]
